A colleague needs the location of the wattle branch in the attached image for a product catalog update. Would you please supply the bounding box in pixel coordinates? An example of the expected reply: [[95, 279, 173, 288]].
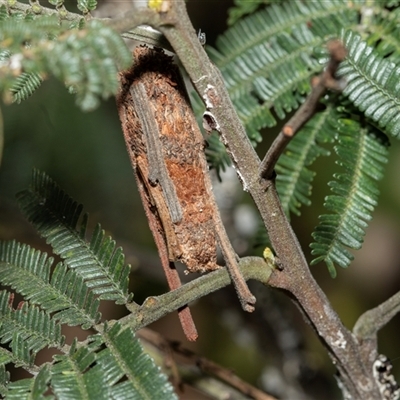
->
[[120, 256, 273, 333], [108, 1, 390, 398]]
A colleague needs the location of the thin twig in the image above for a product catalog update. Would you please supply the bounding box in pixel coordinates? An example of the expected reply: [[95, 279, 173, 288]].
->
[[354, 290, 400, 341], [121, 256, 274, 333], [137, 327, 277, 400], [259, 40, 347, 181]]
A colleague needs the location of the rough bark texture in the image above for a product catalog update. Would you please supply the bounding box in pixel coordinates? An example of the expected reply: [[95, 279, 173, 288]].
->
[[117, 46, 218, 274]]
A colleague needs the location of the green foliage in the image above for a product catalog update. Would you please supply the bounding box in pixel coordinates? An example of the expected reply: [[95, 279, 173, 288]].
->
[[6, 365, 51, 400], [77, 0, 98, 14], [0, 3, 131, 110], [365, 8, 400, 59], [209, 0, 400, 275], [208, 0, 361, 144], [17, 170, 132, 304], [9, 72, 43, 104], [99, 323, 177, 399], [0, 364, 10, 397], [386, 0, 400, 6], [338, 30, 400, 138], [310, 116, 389, 277], [227, 0, 278, 25], [0, 240, 101, 329], [0, 171, 177, 398], [4, 325, 177, 399], [0, 290, 64, 366], [50, 337, 104, 400], [276, 104, 336, 216]]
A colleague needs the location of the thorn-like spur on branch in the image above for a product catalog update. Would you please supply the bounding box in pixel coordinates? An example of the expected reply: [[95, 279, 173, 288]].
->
[[353, 290, 400, 342], [137, 327, 278, 400], [259, 40, 347, 181]]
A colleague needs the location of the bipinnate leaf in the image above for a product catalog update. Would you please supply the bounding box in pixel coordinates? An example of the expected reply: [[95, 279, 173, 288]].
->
[[0, 240, 101, 329], [0, 9, 131, 110], [210, 0, 359, 143], [99, 323, 178, 400], [276, 105, 336, 217], [17, 170, 132, 305], [6, 364, 51, 400], [310, 117, 389, 277], [0, 291, 64, 366], [338, 30, 400, 138]]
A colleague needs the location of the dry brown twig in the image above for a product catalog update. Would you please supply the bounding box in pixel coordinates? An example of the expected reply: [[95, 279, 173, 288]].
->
[[137, 328, 277, 400], [259, 40, 347, 181]]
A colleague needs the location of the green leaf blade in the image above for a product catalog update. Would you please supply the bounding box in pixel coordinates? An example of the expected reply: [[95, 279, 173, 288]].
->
[[338, 30, 400, 138], [0, 291, 64, 365], [210, 0, 360, 144], [17, 170, 132, 304], [310, 117, 389, 277], [0, 241, 101, 329], [276, 105, 336, 217], [100, 323, 178, 400]]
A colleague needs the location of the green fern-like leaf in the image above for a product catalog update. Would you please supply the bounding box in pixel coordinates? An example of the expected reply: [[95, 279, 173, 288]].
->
[[99, 323, 177, 400], [310, 117, 389, 277], [48, 0, 64, 7], [17, 170, 132, 304], [0, 291, 64, 365], [0, 347, 13, 369], [77, 0, 97, 14], [10, 72, 43, 104], [42, 20, 131, 111], [338, 30, 400, 138], [50, 336, 105, 399], [209, 1, 361, 142], [6, 364, 51, 400], [0, 240, 101, 329], [49, 325, 177, 400], [0, 4, 9, 21], [276, 104, 336, 216], [365, 8, 400, 60], [0, 14, 131, 110], [227, 0, 274, 26], [0, 364, 10, 397]]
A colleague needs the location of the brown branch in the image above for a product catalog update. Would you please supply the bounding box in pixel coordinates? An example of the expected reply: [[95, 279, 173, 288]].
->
[[105, 2, 385, 398], [259, 40, 347, 180], [354, 290, 400, 342], [136, 3, 384, 398], [137, 327, 277, 400], [351, 290, 400, 378]]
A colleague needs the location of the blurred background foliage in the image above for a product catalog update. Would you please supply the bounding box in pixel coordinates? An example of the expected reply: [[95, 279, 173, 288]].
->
[[1, 1, 400, 399]]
